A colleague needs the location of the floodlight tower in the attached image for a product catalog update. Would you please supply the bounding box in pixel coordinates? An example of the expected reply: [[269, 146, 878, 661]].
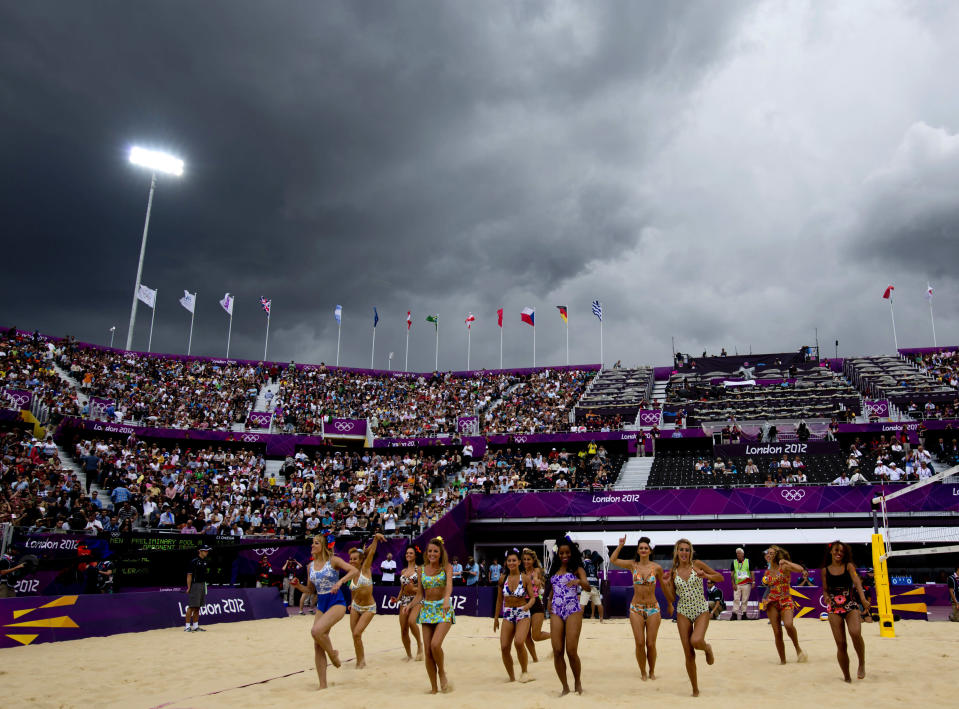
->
[[125, 146, 184, 350]]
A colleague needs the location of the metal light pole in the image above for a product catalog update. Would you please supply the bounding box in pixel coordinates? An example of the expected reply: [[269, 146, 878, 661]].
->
[[109, 326, 116, 348], [125, 147, 183, 350]]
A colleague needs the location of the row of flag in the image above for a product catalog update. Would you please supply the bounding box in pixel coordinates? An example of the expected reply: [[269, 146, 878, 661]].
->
[[881, 283, 935, 301], [137, 287, 605, 329]]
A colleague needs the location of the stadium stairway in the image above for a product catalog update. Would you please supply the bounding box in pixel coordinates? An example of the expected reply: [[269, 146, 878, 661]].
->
[[47, 345, 90, 411], [264, 459, 287, 486], [614, 456, 655, 490], [56, 442, 103, 498], [651, 380, 668, 405]]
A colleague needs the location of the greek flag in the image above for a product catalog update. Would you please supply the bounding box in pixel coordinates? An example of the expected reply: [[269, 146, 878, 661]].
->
[[591, 300, 603, 322]]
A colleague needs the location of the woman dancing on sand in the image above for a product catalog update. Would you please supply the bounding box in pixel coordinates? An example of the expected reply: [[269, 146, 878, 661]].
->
[[392, 545, 424, 661], [289, 533, 359, 689], [761, 545, 808, 665], [409, 537, 454, 693], [347, 533, 386, 669], [521, 547, 550, 662], [663, 538, 722, 697], [822, 540, 872, 681], [610, 535, 669, 681], [493, 548, 536, 683], [546, 537, 591, 695]]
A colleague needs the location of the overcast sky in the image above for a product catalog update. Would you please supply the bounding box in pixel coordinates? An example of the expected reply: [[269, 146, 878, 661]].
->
[[2, 1, 959, 372]]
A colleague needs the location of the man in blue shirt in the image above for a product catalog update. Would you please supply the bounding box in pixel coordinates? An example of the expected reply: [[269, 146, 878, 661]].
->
[[488, 559, 502, 586], [464, 556, 480, 587]]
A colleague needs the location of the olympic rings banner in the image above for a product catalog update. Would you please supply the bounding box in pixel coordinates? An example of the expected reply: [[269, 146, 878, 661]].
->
[[0, 587, 287, 648], [2, 388, 32, 411], [468, 484, 959, 519], [322, 418, 367, 438]]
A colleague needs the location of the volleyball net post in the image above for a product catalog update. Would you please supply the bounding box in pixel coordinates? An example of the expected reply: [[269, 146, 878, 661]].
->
[[870, 520, 896, 638]]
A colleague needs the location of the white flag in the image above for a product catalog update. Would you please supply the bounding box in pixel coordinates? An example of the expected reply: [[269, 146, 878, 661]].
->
[[179, 290, 196, 314], [137, 284, 157, 309], [219, 292, 234, 315]]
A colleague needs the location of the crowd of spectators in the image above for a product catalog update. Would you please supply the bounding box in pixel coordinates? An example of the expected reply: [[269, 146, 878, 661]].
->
[[457, 443, 619, 492], [273, 366, 594, 437], [1, 329, 82, 423], [842, 431, 957, 484], [57, 338, 263, 430]]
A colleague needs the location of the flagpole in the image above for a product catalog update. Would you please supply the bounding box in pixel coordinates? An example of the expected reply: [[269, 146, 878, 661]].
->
[[929, 298, 937, 348], [147, 289, 157, 353], [467, 326, 471, 370], [533, 321, 536, 368], [889, 297, 899, 352], [434, 319, 439, 371], [226, 311, 232, 359], [371, 325, 376, 369], [405, 329, 410, 372], [566, 312, 569, 366], [499, 325, 503, 370], [264, 310, 270, 361], [600, 315, 604, 368], [187, 292, 195, 356], [336, 322, 341, 366]]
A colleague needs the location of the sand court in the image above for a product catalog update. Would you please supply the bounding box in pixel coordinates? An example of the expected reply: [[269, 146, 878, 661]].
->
[[2, 614, 956, 708]]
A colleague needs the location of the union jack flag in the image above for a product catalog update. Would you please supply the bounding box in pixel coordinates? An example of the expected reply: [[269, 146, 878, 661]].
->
[[259, 296, 271, 314]]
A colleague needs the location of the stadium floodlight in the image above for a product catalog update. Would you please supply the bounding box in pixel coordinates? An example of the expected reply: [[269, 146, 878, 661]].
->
[[125, 146, 185, 350], [129, 146, 184, 176]]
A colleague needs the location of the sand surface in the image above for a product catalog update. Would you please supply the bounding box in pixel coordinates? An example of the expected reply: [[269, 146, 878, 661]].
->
[[2, 614, 957, 708]]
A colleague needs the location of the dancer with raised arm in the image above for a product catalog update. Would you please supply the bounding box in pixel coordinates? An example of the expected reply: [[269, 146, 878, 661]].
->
[[821, 540, 872, 682], [521, 547, 550, 662], [546, 537, 591, 696], [288, 533, 359, 689], [392, 545, 424, 661], [409, 536, 454, 693], [347, 532, 386, 669], [663, 538, 722, 697], [493, 548, 536, 683], [610, 535, 670, 681], [761, 545, 808, 665]]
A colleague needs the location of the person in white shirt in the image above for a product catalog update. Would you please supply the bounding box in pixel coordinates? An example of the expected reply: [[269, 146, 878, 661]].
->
[[887, 462, 901, 482], [380, 553, 397, 583], [832, 472, 851, 486], [918, 461, 933, 479], [873, 463, 890, 481], [848, 470, 869, 485]]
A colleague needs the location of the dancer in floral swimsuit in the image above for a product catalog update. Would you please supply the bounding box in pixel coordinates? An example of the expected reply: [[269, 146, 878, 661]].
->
[[663, 538, 722, 697], [761, 545, 808, 665], [521, 547, 550, 662], [610, 535, 671, 680], [392, 545, 423, 662], [822, 541, 872, 682], [493, 548, 535, 683], [409, 537, 454, 693], [546, 538, 591, 695]]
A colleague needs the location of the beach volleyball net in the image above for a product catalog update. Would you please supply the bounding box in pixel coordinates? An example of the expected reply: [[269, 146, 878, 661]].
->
[[870, 463, 959, 637]]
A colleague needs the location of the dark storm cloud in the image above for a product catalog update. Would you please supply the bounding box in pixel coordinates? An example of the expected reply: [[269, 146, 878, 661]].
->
[[0, 1, 755, 367]]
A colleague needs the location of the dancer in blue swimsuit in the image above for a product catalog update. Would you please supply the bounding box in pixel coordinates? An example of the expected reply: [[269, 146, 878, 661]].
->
[[546, 538, 591, 695], [610, 535, 671, 681], [289, 533, 359, 689], [663, 538, 723, 697], [493, 548, 536, 683]]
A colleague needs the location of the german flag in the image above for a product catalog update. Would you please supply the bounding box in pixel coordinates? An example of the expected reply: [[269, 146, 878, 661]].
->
[[556, 305, 568, 324]]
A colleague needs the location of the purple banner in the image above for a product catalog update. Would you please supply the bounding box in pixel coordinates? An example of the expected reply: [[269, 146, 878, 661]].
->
[[0, 587, 286, 648], [2, 388, 32, 411], [713, 440, 840, 457], [246, 411, 273, 427], [838, 419, 959, 434], [638, 409, 662, 426], [468, 484, 959, 519], [323, 418, 367, 438], [864, 400, 890, 418]]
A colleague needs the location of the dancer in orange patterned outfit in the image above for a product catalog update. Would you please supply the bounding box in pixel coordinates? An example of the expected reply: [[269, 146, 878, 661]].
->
[[761, 545, 807, 665]]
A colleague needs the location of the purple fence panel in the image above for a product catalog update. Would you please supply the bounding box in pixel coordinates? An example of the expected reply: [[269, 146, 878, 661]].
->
[[0, 587, 286, 648], [246, 411, 273, 427], [713, 440, 840, 457], [323, 418, 367, 437]]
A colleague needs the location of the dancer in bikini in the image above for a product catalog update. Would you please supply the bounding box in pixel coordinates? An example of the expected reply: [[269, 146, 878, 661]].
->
[[409, 536, 454, 693], [493, 548, 536, 683], [288, 533, 359, 689], [391, 544, 424, 661], [347, 532, 386, 669], [663, 538, 722, 697], [521, 547, 550, 662], [546, 537, 590, 696], [761, 545, 808, 664], [821, 540, 872, 682], [610, 535, 670, 680]]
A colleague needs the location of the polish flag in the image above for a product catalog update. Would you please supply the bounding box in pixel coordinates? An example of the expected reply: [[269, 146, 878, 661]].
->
[[497, 308, 503, 328], [882, 285, 894, 300], [465, 313, 475, 329], [521, 307, 535, 327], [406, 311, 412, 330]]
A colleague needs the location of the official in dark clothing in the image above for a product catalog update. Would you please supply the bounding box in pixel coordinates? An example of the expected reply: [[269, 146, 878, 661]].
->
[[185, 545, 212, 632]]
